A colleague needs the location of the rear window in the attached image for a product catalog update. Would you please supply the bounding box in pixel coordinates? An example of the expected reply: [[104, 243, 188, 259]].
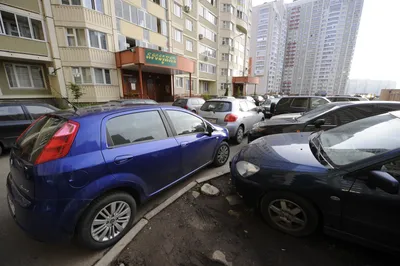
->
[[173, 99, 188, 106], [0, 105, 26, 121], [16, 116, 66, 162], [200, 101, 232, 112]]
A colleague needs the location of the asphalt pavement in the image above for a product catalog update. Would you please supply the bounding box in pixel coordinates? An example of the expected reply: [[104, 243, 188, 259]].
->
[[0, 139, 247, 266]]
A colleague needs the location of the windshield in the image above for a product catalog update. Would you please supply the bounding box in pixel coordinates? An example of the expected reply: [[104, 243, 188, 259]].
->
[[200, 101, 232, 112], [297, 104, 338, 122], [319, 113, 400, 166]]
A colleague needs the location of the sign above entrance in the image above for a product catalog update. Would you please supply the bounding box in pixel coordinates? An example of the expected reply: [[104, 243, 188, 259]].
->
[[145, 49, 177, 67]]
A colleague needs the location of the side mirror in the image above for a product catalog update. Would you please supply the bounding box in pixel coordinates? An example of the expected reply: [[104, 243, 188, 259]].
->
[[313, 119, 325, 128], [368, 171, 399, 194], [206, 124, 214, 136], [270, 102, 276, 114]]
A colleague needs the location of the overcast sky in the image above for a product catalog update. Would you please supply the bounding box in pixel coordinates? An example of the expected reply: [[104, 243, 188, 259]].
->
[[252, 0, 400, 89]]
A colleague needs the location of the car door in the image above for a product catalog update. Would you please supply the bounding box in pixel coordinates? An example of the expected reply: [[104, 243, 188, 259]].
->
[[164, 109, 217, 176], [24, 105, 57, 119], [246, 101, 263, 126], [239, 101, 252, 131], [101, 109, 182, 196], [0, 105, 32, 148], [341, 157, 400, 251]]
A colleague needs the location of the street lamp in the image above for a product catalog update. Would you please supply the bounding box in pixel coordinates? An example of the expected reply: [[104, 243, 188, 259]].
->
[[225, 33, 244, 96]]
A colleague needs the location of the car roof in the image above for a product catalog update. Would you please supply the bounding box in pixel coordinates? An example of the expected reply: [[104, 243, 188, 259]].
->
[[0, 101, 55, 106], [206, 98, 238, 103], [53, 105, 180, 120], [280, 96, 327, 99]]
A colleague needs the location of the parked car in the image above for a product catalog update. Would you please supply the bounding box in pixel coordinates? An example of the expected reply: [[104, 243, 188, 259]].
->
[[6, 105, 230, 249], [251, 95, 266, 106], [260, 98, 281, 119], [0, 102, 58, 155], [231, 111, 400, 253], [248, 101, 400, 143], [106, 99, 158, 106], [172, 97, 206, 113], [272, 96, 330, 116], [198, 99, 264, 144], [237, 96, 256, 103], [327, 96, 369, 102]]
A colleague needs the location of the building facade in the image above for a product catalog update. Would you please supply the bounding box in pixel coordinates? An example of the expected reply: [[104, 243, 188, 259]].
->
[[250, 0, 286, 95], [346, 79, 397, 96], [281, 0, 364, 95], [0, 0, 252, 104]]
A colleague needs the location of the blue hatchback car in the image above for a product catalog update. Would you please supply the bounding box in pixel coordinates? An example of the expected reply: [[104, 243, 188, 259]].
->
[[6, 105, 230, 249]]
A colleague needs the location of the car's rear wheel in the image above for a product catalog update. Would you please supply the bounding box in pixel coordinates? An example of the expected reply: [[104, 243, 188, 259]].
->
[[212, 142, 230, 167], [234, 125, 244, 144], [76, 192, 136, 250], [260, 191, 319, 237]]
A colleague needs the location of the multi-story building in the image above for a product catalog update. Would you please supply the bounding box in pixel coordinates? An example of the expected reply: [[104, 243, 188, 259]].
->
[[0, 0, 253, 105], [346, 79, 397, 96], [250, 0, 286, 95], [281, 0, 364, 95]]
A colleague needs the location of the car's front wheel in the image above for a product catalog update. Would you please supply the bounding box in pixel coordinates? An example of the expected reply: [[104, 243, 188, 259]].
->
[[76, 192, 136, 250], [212, 142, 230, 167], [260, 191, 319, 237]]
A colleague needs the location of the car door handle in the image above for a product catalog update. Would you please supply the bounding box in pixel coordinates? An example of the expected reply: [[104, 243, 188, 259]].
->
[[114, 155, 134, 165], [180, 141, 189, 148]]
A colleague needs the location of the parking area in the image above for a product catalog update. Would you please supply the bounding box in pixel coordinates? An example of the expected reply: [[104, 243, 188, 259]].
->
[[0, 140, 246, 266], [114, 175, 395, 266]]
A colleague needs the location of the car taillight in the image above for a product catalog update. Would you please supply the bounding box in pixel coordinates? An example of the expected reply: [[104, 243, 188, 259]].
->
[[184, 105, 188, 109], [35, 120, 80, 165], [16, 116, 45, 143], [224, 114, 238, 122]]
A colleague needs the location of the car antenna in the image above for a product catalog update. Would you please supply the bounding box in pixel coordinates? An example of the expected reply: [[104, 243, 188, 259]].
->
[[48, 67, 79, 113]]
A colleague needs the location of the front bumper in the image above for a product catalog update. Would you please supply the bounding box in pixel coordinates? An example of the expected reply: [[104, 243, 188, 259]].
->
[[230, 155, 264, 207], [6, 174, 75, 242]]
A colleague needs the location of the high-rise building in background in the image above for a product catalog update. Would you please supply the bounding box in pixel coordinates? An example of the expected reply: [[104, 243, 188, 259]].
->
[[281, 0, 364, 95], [250, 0, 287, 94], [346, 79, 397, 96], [0, 0, 253, 104]]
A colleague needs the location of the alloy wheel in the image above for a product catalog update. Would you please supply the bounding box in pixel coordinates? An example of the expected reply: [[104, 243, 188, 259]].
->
[[91, 201, 131, 242], [217, 145, 229, 164], [268, 199, 307, 232], [236, 127, 244, 143]]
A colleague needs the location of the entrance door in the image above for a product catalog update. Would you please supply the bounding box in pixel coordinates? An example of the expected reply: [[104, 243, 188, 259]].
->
[[147, 79, 156, 100]]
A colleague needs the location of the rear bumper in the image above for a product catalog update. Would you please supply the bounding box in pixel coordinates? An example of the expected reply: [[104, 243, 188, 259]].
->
[[6, 173, 88, 242]]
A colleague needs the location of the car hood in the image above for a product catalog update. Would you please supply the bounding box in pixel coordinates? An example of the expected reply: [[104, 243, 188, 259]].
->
[[253, 117, 301, 129], [271, 113, 302, 120], [240, 132, 327, 173]]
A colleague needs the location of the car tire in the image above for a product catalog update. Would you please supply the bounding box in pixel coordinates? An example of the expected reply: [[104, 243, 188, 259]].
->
[[192, 109, 197, 114], [211, 142, 230, 167], [234, 125, 244, 144], [76, 191, 137, 250], [0, 143, 3, 156], [260, 191, 319, 237]]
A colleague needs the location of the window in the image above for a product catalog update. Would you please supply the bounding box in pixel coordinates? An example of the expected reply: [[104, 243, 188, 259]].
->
[[94, 68, 111, 84], [186, 19, 193, 31], [107, 111, 168, 146], [221, 53, 232, 61], [174, 3, 182, 17], [205, 0, 216, 6], [0, 106, 26, 121], [0, 11, 45, 41], [222, 4, 234, 13], [25, 105, 56, 119], [83, 0, 104, 12], [186, 40, 193, 52], [199, 5, 217, 25], [185, 0, 193, 9], [88, 30, 107, 49], [200, 81, 209, 93], [222, 21, 233, 30], [199, 44, 216, 58], [72, 67, 92, 84], [173, 28, 182, 43], [62, 0, 81, 5], [291, 98, 309, 108], [311, 98, 329, 109], [175, 77, 183, 88], [166, 110, 206, 135], [222, 37, 232, 46], [381, 159, 400, 181], [185, 79, 194, 91], [199, 25, 216, 42], [141, 0, 147, 9], [5, 63, 45, 89], [239, 101, 249, 112], [66, 28, 86, 46], [199, 63, 216, 74]]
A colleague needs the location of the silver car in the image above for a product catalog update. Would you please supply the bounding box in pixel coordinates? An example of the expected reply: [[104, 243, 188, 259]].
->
[[172, 97, 206, 113], [198, 99, 264, 143]]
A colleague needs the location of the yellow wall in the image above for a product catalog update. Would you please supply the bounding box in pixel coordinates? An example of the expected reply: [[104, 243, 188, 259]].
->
[[0, 0, 40, 13], [149, 32, 167, 48], [147, 1, 166, 20], [0, 36, 48, 56], [120, 20, 143, 40]]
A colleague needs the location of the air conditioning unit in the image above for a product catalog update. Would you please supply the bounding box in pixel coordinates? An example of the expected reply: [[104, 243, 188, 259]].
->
[[204, 56, 209, 61], [184, 5, 191, 12], [199, 34, 204, 40]]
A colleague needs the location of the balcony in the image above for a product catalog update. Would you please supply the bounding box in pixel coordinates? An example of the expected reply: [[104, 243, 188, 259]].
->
[[79, 85, 120, 102], [0, 35, 49, 59], [59, 47, 116, 68], [52, 5, 112, 33]]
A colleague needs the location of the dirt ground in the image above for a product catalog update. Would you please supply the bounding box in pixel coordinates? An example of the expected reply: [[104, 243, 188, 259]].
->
[[114, 175, 396, 266]]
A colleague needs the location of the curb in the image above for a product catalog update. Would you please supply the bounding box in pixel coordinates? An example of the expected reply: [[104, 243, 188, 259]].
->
[[94, 168, 230, 266]]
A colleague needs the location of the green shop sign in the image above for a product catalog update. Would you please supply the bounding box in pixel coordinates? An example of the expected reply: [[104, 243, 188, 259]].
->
[[145, 50, 177, 67]]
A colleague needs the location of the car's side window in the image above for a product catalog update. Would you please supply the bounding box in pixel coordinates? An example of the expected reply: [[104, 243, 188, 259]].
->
[[380, 159, 400, 181], [25, 105, 55, 119], [276, 98, 290, 111], [239, 101, 249, 112], [311, 98, 329, 109], [0, 106, 26, 121], [291, 98, 309, 108], [106, 111, 168, 147], [247, 101, 257, 111], [166, 110, 206, 136], [319, 112, 338, 125]]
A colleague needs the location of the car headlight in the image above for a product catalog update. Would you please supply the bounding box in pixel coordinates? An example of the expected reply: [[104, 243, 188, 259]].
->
[[236, 161, 260, 178]]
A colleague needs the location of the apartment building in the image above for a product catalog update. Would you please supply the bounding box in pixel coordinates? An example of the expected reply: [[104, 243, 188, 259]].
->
[[281, 0, 364, 95], [250, 0, 286, 95], [0, 0, 253, 105]]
